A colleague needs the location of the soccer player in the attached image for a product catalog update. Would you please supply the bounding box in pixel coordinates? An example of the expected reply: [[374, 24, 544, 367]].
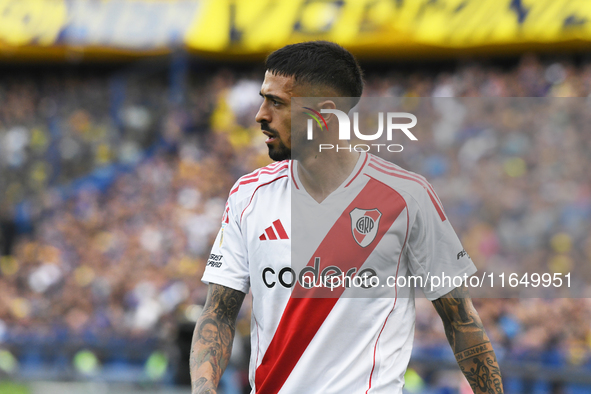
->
[[190, 41, 504, 394]]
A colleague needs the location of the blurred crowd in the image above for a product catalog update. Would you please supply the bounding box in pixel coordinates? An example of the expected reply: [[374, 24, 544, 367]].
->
[[1, 54, 591, 382]]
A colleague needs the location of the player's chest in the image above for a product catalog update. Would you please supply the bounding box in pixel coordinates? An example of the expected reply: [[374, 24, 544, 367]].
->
[[241, 186, 291, 264], [244, 189, 410, 283]]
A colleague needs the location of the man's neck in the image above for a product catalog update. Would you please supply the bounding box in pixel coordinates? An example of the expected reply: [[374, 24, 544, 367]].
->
[[296, 150, 361, 203]]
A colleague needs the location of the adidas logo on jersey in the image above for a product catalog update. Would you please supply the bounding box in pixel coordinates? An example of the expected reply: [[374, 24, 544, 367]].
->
[[259, 219, 289, 241]]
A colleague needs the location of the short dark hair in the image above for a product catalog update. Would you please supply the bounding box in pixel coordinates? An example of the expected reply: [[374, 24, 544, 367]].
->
[[265, 41, 364, 99]]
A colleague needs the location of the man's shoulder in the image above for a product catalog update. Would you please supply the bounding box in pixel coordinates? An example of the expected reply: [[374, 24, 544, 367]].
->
[[365, 154, 431, 194], [365, 154, 446, 220], [228, 160, 290, 201]]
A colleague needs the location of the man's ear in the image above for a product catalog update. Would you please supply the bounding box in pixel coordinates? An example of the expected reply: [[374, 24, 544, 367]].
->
[[318, 100, 336, 110], [317, 100, 337, 123]]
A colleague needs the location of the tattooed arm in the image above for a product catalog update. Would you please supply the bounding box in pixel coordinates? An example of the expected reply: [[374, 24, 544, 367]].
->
[[432, 283, 504, 394], [190, 284, 246, 394]]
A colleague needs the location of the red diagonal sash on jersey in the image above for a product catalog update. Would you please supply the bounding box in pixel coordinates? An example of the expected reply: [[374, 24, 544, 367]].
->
[[255, 178, 407, 394]]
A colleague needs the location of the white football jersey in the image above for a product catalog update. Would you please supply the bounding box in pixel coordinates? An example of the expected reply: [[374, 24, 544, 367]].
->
[[203, 152, 476, 394]]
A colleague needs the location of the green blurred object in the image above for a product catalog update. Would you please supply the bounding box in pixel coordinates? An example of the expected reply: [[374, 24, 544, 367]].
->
[[503, 157, 527, 178], [403, 367, 425, 393], [73, 349, 100, 375], [145, 351, 168, 381], [0, 381, 29, 394], [0, 349, 18, 373]]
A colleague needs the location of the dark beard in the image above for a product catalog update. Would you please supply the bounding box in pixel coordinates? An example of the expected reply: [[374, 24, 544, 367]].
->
[[268, 141, 291, 161], [261, 122, 291, 161]]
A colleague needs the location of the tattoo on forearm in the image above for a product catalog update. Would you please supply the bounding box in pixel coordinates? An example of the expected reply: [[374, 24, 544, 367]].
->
[[190, 284, 245, 394], [455, 342, 492, 362], [432, 285, 488, 354], [460, 353, 503, 394], [192, 377, 212, 393], [433, 285, 504, 394]]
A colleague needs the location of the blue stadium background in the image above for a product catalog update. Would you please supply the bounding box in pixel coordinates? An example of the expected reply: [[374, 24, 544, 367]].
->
[[1, 29, 591, 394]]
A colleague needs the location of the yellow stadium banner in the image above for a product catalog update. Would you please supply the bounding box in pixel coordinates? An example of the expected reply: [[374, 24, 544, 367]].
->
[[0, 0, 201, 59], [2, 0, 591, 59], [0, 0, 67, 47], [185, 0, 591, 57]]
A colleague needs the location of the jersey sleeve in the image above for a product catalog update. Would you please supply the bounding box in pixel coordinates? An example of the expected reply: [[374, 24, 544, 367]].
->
[[201, 194, 250, 294], [405, 185, 476, 301]]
